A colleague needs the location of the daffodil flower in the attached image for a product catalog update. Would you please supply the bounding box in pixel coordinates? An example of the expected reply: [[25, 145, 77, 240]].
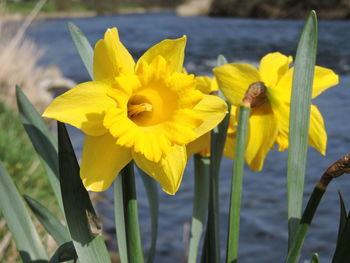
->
[[214, 52, 338, 171], [186, 76, 220, 157], [43, 28, 227, 195]]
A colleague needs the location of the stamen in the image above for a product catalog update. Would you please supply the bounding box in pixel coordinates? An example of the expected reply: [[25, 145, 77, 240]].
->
[[128, 102, 153, 118]]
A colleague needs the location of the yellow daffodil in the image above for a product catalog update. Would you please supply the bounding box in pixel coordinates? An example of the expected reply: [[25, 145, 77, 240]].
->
[[43, 28, 227, 195], [214, 52, 338, 171], [186, 76, 220, 157]]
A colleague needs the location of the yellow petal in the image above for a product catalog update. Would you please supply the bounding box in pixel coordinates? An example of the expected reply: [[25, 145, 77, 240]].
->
[[223, 108, 238, 159], [136, 36, 186, 73], [42, 81, 115, 136], [193, 94, 228, 138], [223, 133, 236, 159], [214, 63, 260, 106], [93, 27, 135, 81], [259, 52, 292, 88], [186, 132, 211, 157], [312, 66, 339, 99], [275, 66, 338, 103], [245, 102, 278, 171], [308, 105, 327, 154], [195, 76, 212, 94], [132, 145, 187, 195], [81, 133, 132, 191]]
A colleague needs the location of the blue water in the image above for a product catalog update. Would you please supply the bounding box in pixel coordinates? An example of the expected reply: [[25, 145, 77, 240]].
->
[[27, 11, 350, 262]]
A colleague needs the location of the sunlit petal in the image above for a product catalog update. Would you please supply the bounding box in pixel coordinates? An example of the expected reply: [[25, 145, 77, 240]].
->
[[192, 94, 228, 138], [132, 145, 187, 195], [214, 63, 260, 106], [186, 132, 211, 157], [312, 66, 339, 99], [42, 81, 115, 136], [93, 27, 135, 80], [81, 133, 132, 191], [136, 36, 186, 73], [308, 105, 327, 154], [245, 102, 278, 171], [259, 52, 292, 88]]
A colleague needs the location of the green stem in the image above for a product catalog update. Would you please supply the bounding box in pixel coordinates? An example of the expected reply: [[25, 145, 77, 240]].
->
[[188, 155, 210, 263], [122, 162, 144, 263], [114, 176, 128, 263], [285, 185, 325, 263], [226, 105, 250, 263]]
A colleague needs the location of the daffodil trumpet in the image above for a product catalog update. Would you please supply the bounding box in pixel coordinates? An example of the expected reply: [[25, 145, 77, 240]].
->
[[43, 27, 227, 195]]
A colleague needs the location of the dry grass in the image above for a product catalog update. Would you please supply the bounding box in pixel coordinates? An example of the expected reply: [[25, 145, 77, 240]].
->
[[0, 1, 74, 261], [0, 0, 75, 113]]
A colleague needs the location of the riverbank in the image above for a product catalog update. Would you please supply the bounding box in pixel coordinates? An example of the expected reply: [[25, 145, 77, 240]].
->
[[177, 0, 350, 19]]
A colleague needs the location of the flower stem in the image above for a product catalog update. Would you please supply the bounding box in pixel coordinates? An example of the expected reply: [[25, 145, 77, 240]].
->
[[121, 162, 144, 263], [188, 155, 210, 263], [226, 105, 250, 263]]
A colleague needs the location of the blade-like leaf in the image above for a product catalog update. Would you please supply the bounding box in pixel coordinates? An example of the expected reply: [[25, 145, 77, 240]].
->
[[287, 11, 318, 246], [337, 191, 347, 246], [49, 241, 77, 263], [203, 104, 230, 263], [68, 22, 94, 80], [139, 169, 159, 263], [24, 195, 70, 245], [332, 203, 350, 263], [0, 161, 48, 262], [58, 122, 111, 263], [188, 155, 210, 263], [16, 87, 62, 210]]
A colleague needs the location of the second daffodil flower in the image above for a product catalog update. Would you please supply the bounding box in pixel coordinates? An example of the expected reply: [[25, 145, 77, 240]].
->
[[214, 52, 338, 171], [43, 28, 227, 195]]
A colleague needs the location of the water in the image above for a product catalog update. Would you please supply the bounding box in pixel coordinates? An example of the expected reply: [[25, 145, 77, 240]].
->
[[26, 11, 350, 262]]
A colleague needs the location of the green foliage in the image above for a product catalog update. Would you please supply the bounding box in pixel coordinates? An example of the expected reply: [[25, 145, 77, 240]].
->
[[57, 122, 111, 263], [287, 10, 317, 246], [0, 102, 53, 204]]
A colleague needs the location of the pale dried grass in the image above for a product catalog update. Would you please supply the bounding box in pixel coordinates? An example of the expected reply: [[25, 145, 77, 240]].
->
[[0, 0, 75, 113]]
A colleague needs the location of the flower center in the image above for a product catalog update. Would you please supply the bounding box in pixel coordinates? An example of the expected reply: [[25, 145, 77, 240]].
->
[[127, 95, 154, 125], [128, 102, 153, 118]]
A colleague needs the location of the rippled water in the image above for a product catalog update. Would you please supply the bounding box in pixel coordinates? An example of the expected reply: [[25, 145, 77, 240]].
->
[[27, 11, 350, 262]]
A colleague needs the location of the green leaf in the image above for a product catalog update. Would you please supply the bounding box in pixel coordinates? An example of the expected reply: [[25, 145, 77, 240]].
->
[[49, 241, 77, 263], [311, 253, 320, 263], [0, 161, 48, 262], [332, 201, 350, 262], [57, 122, 111, 263], [114, 176, 128, 263], [202, 103, 230, 263], [337, 191, 347, 247], [139, 169, 159, 263], [226, 105, 250, 263], [285, 185, 325, 263], [16, 86, 63, 210], [68, 22, 94, 80], [217, 54, 228, 66], [287, 11, 318, 246], [188, 155, 210, 263], [24, 195, 70, 245]]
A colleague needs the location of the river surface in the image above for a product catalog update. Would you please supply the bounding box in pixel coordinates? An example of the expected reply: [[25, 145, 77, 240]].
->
[[27, 11, 350, 262]]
